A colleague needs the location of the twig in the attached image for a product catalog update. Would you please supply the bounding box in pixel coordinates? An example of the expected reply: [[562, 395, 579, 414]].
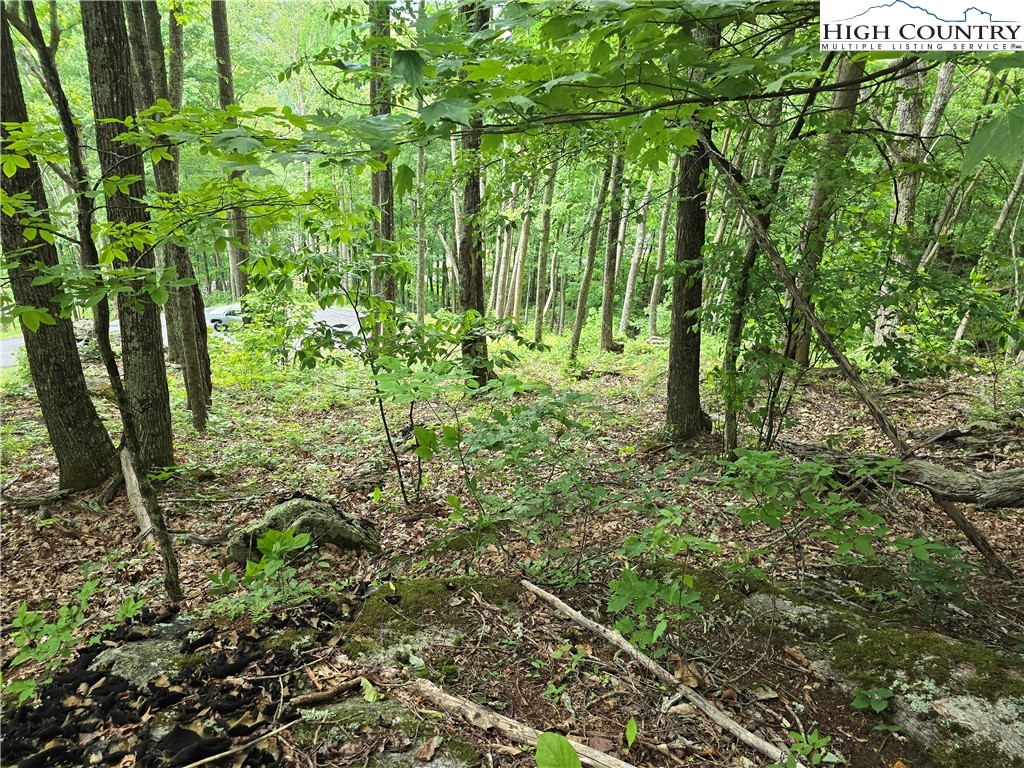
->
[[409, 679, 638, 768], [520, 579, 803, 768], [291, 677, 362, 707], [177, 719, 301, 768]]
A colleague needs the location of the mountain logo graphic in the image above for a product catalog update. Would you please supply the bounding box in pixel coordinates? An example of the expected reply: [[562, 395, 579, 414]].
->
[[820, 0, 1022, 50], [830, 1, 1013, 23]]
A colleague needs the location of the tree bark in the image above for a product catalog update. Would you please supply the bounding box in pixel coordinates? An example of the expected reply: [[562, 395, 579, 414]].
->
[[509, 184, 535, 321], [129, 0, 209, 431], [457, 1, 490, 385], [785, 56, 864, 366], [648, 156, 678, 339], [619, 175, 654, 336], [533, 163, 557, 343], [82, 0, 174, 470], [665, 145, 711, 442], [0, 7, 118, 490], [369, 0, 394, 304], [599, 154, 625, 352], [569, 162, 612, 362], [211, 0, 249, 299]]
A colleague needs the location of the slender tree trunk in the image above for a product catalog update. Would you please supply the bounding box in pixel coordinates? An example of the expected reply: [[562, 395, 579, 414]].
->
[[785, 56, 865, 366], [648, 156, 678, 339], [457, 1, 490, 384], [534, 164, 557, 343], [1, 8, 118, 490], [600, 154, 625, 352], [509, 184, 536, 321], [129, 0, 208, 431], [569, 162, 612, 361], [211, 0, 249, 299], [369, 0, 394, 304], [619, 175, 654, 336]]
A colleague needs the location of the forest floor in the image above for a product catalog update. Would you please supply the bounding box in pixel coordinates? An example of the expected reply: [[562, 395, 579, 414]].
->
[[1, 331, 1023, 768]]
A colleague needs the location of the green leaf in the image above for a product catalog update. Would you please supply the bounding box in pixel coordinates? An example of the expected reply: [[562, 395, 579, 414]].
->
[[360, 677, 383, 702], [394, 163, 415, 199], [392, 49, 426, 88], [535, 732, 581, 768], [420, 98, 474, 127], [625, 717, 637, 748], [151, 286, 169, 306], [961, 104, 1024, 177], [1, 153, 30, 177]]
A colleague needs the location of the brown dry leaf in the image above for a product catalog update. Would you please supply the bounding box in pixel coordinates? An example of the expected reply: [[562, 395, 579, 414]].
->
[[890, 762, 908, 768], [668, 703, 697, 717], [586, 736, 615, 753], [417, 735, 441, 762], [784, 646, 810, 667], [672, 658, 701, 688]]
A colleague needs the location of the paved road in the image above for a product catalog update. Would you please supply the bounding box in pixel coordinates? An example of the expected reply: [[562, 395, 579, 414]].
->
[[0, 304, 361, 368]]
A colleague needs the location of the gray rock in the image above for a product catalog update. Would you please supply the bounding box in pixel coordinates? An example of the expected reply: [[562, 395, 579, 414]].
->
[[226, 498, 380, 565], [91, 638, 183, 689]]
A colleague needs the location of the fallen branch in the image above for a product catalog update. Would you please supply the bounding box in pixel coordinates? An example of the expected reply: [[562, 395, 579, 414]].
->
[[409, 678, 639, 768], [291, 677, 361, 708], [520, 579, 804, 768]]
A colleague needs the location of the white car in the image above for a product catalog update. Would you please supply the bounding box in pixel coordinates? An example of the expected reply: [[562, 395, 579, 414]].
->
[[207, 305, 244, 331]]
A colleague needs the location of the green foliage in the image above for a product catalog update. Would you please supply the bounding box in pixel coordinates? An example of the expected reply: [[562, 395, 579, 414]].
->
[[207, 527, 315, 620], [852, 687, 894, 713], [5, 580, 146, 704], [624, 716, 638, 749], [535, 732, 581, 768], [770, 729, 845, 768]]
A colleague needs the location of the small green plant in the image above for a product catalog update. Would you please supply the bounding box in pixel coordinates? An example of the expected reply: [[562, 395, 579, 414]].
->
[[607, 567, 705, 658], [770, 729, 845, 767], [535, 732, 581, 768], [5, 580, 145, 703], [852, 687, 894, 713], [207, 527, 315, 619], [624, 716, 638, 749]]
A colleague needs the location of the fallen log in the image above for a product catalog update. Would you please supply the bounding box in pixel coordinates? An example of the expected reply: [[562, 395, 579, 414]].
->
[[903, 461, 1024, 509], [780, 441, 1024, 509]]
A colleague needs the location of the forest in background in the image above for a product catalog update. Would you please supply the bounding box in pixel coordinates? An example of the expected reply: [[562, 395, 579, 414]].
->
[[2, 2, 1024, 767]]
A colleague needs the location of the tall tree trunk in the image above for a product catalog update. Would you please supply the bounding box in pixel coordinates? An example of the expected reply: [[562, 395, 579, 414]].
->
[[369, 0, 394, 304], [619, 175, 654, 336], [1, 8, 118, 490], [665, 143, 712, 442], [569, 162, 613, 361], [129, 0, 209, 431], [509, 184, 535, 321], [785, 56, 865, 366], [80, 0, 182, 599], [457, 1, 490, 384], [648, 156, 678, 339], [211, 0, 249, 299], [82, 0, 174, 470], [599, 153, 625, 352], [533, 164, 557, 343]]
